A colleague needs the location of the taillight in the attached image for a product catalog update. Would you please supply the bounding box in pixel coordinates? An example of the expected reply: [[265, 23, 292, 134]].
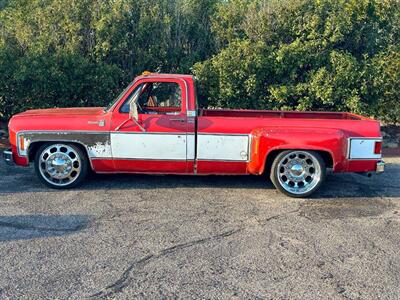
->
[[374, 141, 382, 155]]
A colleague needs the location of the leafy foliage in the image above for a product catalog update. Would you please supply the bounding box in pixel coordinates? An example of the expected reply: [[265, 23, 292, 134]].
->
[[0, 0, 399, 123], [0, 0, 217, 118], [195, 0, 400, 123]]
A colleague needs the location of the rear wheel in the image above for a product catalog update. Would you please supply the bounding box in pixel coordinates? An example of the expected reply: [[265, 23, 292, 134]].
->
[[34, 143, 88, 189], [270, 150, 326, 198]]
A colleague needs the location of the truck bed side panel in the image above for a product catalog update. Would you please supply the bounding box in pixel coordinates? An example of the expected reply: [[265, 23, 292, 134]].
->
[[196, 116, 381, 175]]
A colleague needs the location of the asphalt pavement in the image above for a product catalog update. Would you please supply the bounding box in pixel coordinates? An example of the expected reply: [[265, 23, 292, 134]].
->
[[1, 152, 400, 299]]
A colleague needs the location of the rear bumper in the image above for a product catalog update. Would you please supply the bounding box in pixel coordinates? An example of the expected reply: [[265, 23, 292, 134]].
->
[[2, 149, 13, 165], [355, 160, 384, 177]]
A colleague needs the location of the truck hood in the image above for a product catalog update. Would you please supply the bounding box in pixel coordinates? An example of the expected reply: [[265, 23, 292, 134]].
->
[[16, 107, 105, 117], [8, 107, 110, 133]]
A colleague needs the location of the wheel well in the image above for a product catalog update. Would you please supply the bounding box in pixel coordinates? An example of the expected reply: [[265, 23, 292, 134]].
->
[[28, 141, 90, 164], [264, 149, 333, 175]]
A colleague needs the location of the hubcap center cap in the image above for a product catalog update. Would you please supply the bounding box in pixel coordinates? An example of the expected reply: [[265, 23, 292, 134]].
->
[[49, 155, 71, 174], [290, 164, 304, 177]]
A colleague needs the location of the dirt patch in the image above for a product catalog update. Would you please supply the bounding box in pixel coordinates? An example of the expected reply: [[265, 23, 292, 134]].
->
[[299, 198, 394, 220]]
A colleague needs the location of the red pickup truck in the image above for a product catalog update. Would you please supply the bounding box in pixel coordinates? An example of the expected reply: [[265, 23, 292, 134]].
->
[[4, 73, 384, 197]]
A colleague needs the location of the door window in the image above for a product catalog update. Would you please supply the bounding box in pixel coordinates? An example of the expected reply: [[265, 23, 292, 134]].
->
[[120, 82, 182, 115]]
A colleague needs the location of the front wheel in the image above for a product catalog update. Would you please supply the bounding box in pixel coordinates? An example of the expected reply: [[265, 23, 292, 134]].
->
[[34, 143, 89, 189], [270, 150, 326, 198]]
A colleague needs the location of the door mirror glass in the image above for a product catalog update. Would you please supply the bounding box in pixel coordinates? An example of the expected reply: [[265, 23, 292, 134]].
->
[[128, 89, 146, 132], [129, 99, 139, 121]]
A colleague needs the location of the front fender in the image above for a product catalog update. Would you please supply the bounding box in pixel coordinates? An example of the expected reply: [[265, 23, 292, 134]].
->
[[11, 131, 112, 169], [247, 127, 348, 175]]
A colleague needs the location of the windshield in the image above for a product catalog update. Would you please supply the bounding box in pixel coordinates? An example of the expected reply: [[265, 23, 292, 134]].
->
[[105, 81, 135, 111]]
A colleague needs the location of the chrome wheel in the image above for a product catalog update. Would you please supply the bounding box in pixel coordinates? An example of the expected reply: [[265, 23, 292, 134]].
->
[[276, 151, 322, 196], [38, 144, 82, 187]]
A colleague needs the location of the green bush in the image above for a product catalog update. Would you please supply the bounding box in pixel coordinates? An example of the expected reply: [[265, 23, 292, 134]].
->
[[0, 0, 217, 119], [0, 52, 123, 117], [0, 0, 399, 123], [194, 0, 399, 123]]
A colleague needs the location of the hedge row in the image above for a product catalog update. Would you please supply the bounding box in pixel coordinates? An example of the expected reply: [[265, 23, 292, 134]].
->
[[0, 0, 399, 123]]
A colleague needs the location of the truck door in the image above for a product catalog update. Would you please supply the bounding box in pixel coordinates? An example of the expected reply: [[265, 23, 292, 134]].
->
[[110, 78, 189, 173]]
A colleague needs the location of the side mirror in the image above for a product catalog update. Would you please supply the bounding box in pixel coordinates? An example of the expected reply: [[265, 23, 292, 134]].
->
[[129, 99, 139, 122], [129, 99, 146, 132]]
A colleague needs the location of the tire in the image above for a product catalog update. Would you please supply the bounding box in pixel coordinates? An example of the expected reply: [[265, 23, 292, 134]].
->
[[34, 143, 89, 189], [270, 150, 326, 198]]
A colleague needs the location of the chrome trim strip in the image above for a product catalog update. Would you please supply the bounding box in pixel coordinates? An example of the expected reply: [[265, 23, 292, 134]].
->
[[17, 130, 189, 136], [91, 157, 248, 163], [17, 130, 110, 135], [248, 134, 253, 162], [17, 130, 251, 136], [196, 159, 249, 163], [111, 131, 186, 135], [91, 157, 187, 161], [197, 133, 250, 137], [181, 78, 189, 113]]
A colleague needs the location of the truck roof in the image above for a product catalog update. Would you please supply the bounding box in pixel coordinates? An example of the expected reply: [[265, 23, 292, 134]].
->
[[135, 73, 194, 81]]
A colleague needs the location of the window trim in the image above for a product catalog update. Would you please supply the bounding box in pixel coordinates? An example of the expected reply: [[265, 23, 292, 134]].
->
[[115, 78, 187, 116]]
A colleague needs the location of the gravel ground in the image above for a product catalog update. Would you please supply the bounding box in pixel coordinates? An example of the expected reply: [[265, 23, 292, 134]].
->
[[0, 152, 399, 299]]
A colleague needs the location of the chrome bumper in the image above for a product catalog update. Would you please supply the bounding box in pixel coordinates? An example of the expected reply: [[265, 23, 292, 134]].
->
[[2, 149, 13, 165], [376, 160, 385, 174]]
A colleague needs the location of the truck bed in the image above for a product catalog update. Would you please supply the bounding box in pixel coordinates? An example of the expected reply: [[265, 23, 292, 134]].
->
[[200, 109, 364, 120]]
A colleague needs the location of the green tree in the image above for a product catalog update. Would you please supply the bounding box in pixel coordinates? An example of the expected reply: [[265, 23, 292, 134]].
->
[[194, 0, 399, 123], [0, 0, 218, 118], [0, 0, 399, 124]]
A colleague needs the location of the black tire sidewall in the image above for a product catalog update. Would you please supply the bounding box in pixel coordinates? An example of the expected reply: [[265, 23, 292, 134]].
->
[[34, 143, 89, 189], [270, 150, 326, 198]]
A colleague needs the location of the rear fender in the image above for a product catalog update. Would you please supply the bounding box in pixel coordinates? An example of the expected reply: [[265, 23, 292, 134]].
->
[[248, 127, 347, 175]]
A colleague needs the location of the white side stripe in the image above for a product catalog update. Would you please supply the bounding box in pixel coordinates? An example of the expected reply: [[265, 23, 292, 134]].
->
[[110, 133, 187, 160], [197, 134, 250, 161]]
